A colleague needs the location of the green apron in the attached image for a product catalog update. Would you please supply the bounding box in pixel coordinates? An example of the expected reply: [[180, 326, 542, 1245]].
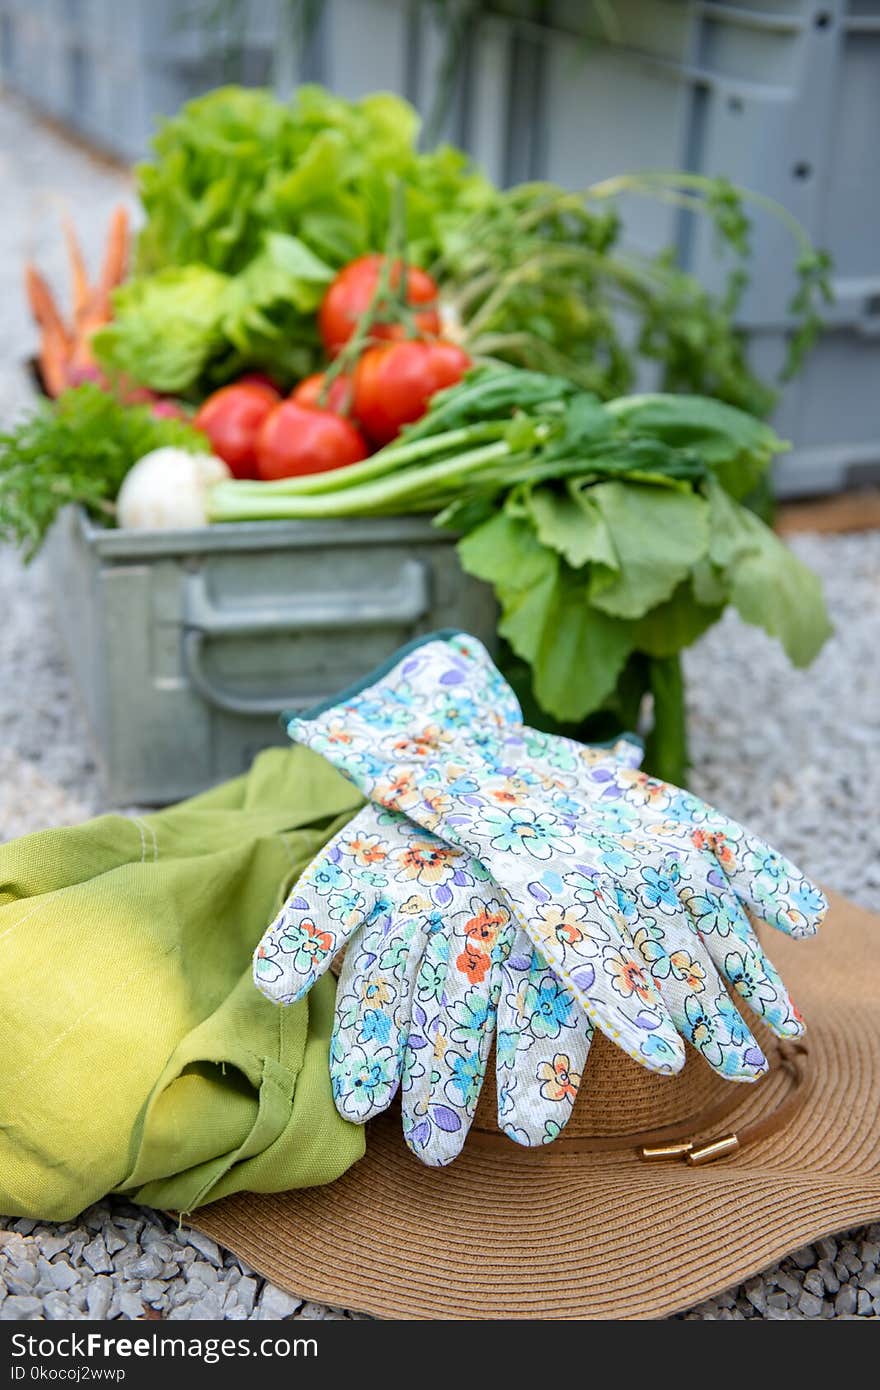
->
[[0, 746, 366, 1220]]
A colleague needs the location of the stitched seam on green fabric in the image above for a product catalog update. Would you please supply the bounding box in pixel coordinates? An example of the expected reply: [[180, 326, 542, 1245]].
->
[[6, 942, 181, 1089], [0, 821, 148, 947], [184, 1061, 292, 1211], [280, 627, 466, 726]]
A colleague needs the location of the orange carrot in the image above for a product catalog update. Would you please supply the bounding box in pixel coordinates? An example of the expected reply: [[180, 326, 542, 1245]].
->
[[63, 214, 91, 326]]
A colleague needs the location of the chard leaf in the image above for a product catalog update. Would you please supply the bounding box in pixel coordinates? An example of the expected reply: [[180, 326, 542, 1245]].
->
[[500, 563, 635, 721], [644, 654, 688, 785], [706, 482, 832, 665], [527, 484, 619, 570], [458, 510, 633, 720], [635, 582, 723, 658], [456, 511, 551, 596], [588, 482, 710, 619], [606, 393, 786, 499], [691, 555, 730, 607]]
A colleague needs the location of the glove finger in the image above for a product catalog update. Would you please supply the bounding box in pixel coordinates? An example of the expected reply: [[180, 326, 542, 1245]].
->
[[700, 821, 826, 940], [522, 867, 686, 1076], [638, 839, 808, 1041], [402, 895, 516, 1167], [254, 804, 394, 1004], [585, 769, 827, 940], [330, 905, 434, 1123], [622, 888, 768, 1081], [630, 786, 826, 940], [679, 884, 806, 1039], [495, 929, 594, 1147]]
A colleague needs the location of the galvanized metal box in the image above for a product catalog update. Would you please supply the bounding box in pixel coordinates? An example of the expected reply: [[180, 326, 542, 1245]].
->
[[44, 507, 497, 805]]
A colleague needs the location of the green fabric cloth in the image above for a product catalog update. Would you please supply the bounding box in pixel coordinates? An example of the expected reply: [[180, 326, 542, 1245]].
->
[[0, 747, 366, 1221]]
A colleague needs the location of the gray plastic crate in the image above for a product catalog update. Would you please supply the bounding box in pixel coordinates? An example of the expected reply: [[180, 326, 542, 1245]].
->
[[1, 0, 878, 495], [43, 506, 497, 805]]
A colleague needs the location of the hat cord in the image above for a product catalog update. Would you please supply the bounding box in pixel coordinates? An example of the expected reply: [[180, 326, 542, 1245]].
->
[[468, 1039, 810, 1167]]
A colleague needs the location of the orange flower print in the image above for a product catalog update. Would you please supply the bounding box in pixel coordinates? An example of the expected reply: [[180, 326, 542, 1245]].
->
[[621, 770, 670, 810], [463, 899, 509, 949], [691, 828, 736, 871], [397, 841, 461, 886], [605, 946, 654, 1004], [531, 902, 588, 952], [488, 779, 528, 808], [358, 974, 393, 1009], [667, 949, 706, 992], [391, 724, 450, 759], [278, 917, 334, 974], [345, 832, 388, 867], [456, 940, 491, 984], [324, 721, 354, 746], [380, 769, 419, 809], [537, 1053, 582, 1104]]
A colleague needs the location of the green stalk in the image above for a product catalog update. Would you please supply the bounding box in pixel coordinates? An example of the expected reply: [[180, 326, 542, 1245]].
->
[[222, 422, 510, 498], [209, 439, 513, 523]]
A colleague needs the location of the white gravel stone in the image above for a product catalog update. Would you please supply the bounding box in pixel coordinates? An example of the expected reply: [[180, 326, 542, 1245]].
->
[[184, 1231, 223, 1267], [1, 1295, 43, 1319], [82, 1236, 112, 1274], [86, 1278, 113, 1320], [835, 1285, 857, 1316], [256, 1284, 303, 1320]]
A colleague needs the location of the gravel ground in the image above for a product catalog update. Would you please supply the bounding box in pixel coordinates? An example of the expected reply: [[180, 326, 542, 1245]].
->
[[1, 89, 878, 1323]]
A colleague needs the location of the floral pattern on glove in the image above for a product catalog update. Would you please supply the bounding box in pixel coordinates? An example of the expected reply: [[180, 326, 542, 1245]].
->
[[288, 633, 825, 1085]]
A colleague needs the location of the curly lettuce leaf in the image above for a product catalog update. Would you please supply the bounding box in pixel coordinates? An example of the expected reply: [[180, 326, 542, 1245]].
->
[[95, 234, 335, 394]]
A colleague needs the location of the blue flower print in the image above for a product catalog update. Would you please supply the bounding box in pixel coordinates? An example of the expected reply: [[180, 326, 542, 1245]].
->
[[445, 1050, 483, 1109], [448, 989, 493, 1048], [519, 977, 574, 1039], [308, 859, 351, 896], [360, 1007, 392, 1046], [482, 807, 574, 861], [639, 862, 682, 914], [686, 890, 747, 939], [332, 1043, 397, 1120], [682, 994, 724, 1070]]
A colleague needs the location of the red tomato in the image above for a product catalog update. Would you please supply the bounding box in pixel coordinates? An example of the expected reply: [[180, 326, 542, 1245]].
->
[[256, 402, 369, 480], [290, 372, 354, 415], [353, 340, 470, 446], [194, 382, 280, 479], [319, 254, 441, 355], [239, 370, 282, 393]]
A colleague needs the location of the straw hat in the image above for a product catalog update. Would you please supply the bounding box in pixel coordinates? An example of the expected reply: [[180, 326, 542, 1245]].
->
[[191, 890, 880, 1319]]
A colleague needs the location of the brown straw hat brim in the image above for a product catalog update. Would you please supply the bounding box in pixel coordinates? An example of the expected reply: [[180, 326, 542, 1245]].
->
[[192, 891, 880, 1319]]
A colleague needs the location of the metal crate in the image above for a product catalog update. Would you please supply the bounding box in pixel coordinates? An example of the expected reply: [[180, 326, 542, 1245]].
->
[[43, 506, 497, 805]]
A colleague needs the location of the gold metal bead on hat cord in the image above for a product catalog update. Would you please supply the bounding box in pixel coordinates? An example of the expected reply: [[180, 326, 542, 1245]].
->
[[638, 1133, 740, 1164]]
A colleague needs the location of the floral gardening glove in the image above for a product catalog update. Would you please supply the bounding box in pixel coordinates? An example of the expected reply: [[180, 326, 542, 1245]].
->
[[254, 802, 598, 1164], [287, 633, 827, 1084]]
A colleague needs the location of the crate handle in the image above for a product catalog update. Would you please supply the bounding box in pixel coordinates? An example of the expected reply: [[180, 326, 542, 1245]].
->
[[181, 561, 430, 716]]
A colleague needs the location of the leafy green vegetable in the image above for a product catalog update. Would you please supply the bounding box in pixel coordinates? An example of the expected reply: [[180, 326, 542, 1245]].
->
[[98, 85, 492, 394], [587, 483, 709, 619], [0, 386, 208, 559], [95, 233, 335, 394], [94, 267, 230, 395], [211, 368, 831, 780], [104, 84, 829, 410], [706, 480, 832, 665]]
